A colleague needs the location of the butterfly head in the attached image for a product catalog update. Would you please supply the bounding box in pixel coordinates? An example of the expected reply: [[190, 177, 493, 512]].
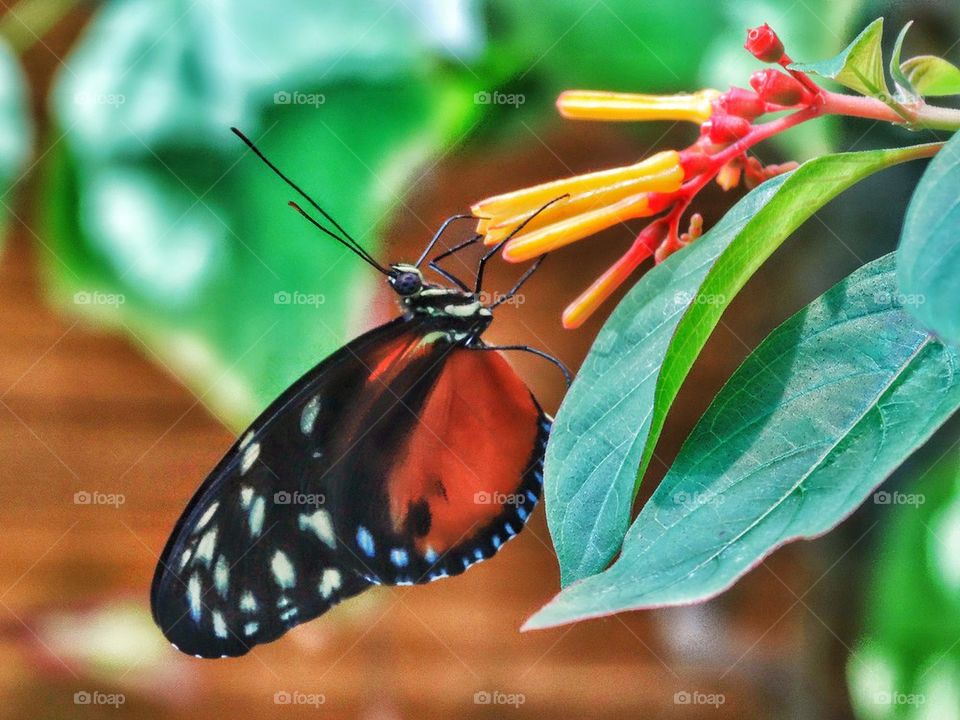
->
[[388, 264, 425, 297]]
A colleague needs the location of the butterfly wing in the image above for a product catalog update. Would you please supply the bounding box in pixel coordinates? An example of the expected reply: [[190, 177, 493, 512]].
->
[[152, 316, 548, 658]]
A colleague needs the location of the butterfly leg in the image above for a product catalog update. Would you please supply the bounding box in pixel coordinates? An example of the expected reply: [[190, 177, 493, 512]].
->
[[471, 343, 572, 388], [490, 255, 546, 309], [428, 234, 482, 291], [415, 214, 475, 267]]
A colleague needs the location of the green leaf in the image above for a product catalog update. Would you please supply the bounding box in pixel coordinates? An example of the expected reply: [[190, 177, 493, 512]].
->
[[0, 37, 31, 245], [847, 448, 960, 719], [530, 254, 960, 629], [790, 17, 890, 99], [41, 0, 480, 428], [897, 132, 960, 346], [900, 55, 960, 97], [889, 21, 918, 101], [546, 144, 938, 586]]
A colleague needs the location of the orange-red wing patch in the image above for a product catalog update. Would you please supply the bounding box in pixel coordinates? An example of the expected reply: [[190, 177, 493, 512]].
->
[[385, 348, 540, 555]]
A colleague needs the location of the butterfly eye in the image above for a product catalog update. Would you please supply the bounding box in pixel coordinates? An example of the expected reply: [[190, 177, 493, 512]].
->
[[391, 271, 422, 296]]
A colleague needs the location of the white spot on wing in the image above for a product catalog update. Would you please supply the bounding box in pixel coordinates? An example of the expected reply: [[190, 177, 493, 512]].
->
[[298, 509, 336, 548], [187, 573, 202, 622], [248, 496, 265, 537], [195, 528, 217, 565], [271, 550, 296, 588], [180, 548, 192, 568], [240, 486, 254, 508], [195, 502, 219, 532], [239, 431, 254, 449], [300, 396, 320, 435], [243, 621, 259, 636], [239, 591, 258, 612], [214, 555, 229, 597], [212, 610, 228, 639], [318, 568, 342, 599], [240, 442, 260, 475]]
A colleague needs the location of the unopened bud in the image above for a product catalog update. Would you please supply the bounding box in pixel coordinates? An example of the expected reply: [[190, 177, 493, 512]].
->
[[745, 24, 784, 63], [717, 87, 765, 119], [750, 69, 809, 106], [702, 114, 752, 144]]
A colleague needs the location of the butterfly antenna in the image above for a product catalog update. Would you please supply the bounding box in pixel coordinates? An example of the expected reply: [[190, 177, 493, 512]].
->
[[231, 127, 390, 275], [287, 202, 390, 275]]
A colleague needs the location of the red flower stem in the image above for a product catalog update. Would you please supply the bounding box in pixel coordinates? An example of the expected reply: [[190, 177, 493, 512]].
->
[[778, 54, 822, 97]]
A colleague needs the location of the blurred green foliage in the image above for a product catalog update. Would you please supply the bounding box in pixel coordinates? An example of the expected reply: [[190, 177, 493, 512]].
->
[[848, 447, 960, 719]]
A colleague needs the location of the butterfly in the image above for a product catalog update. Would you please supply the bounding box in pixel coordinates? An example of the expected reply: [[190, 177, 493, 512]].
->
[[150, 128, 570, 658]]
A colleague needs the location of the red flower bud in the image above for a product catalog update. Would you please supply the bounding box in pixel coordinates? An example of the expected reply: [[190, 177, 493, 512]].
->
[[678, 147, 711, 178], [717, 86, 766, 119], [702, 114, 752, 144], [745, 24, 784, 63], [749, 69, 809, 106]]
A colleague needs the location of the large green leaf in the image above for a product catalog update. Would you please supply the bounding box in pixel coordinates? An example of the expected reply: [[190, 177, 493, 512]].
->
[[546, 143, 940, 586], [529, 254, 960, 629], [790, 17, 889, 99], [848, 447, 960, 719], [42, 0, 481, 427], [0, 37, 31, 246], [897, 131, 960, 346], [901, 55, 960, 97]]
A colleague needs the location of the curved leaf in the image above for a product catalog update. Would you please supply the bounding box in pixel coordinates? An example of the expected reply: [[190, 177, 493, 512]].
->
[[897, 131, 960, 346], [546, 143, 940, 586], [889, 21, 917, 101], [901, 55, 960, 97], [790, 17, 889, 99], [529, 253, 960, 629]]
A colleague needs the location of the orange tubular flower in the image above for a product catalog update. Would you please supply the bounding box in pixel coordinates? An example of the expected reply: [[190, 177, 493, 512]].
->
[[557, 89, 720, 124], [471, 151, 682, 262]]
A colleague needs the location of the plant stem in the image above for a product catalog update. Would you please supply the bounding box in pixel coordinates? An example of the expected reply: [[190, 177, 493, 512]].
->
[[821, 90, 960, 132]]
